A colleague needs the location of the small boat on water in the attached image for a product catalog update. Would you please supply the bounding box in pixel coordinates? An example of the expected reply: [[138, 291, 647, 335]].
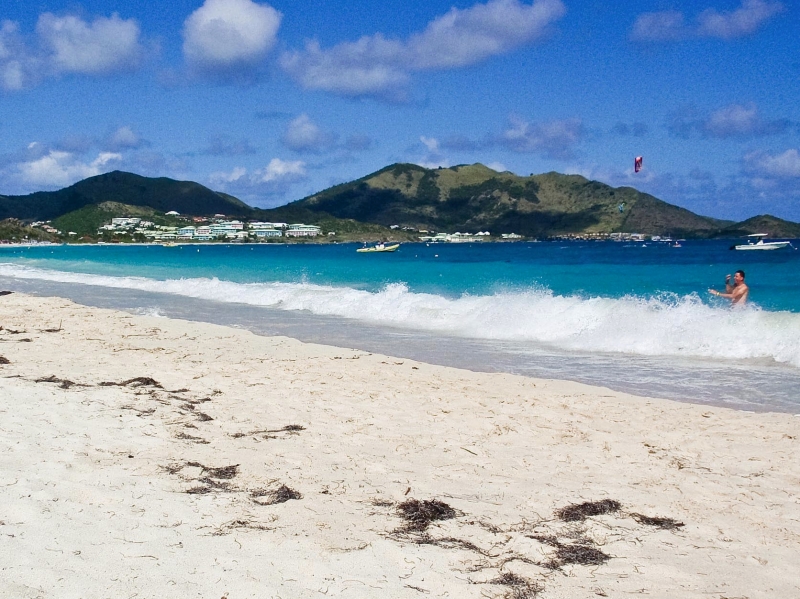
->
[[356, 242, 400, 253], [733, 234, 793, 251]]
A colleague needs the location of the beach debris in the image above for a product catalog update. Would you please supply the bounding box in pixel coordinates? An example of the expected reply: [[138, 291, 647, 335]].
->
[[40, 320, 62, 333], [34, 375, 85, 389], [1, 327, 26, 334], [212, 518, 276, 536], [481, 572, 543, 599], [544, 543, 611, 569], [174, 431, 209, 444], [556, 499, 621, 522], [252, 484, 302, 505], [629, 513, 684, 530], [396, 498, 457, 532], [100, 377, 162, 388], [0, 291, 13, 296], [231, 424, 305, 439], [0, 356, 9, 365]]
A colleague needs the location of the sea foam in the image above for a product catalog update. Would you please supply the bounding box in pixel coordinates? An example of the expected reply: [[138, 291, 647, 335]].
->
[[2, 263, 799, 368]]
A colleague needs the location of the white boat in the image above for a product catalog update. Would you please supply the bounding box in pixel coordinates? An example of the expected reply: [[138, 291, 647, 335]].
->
[[733, 234, 793, 251], [356, 242, 399, 253]]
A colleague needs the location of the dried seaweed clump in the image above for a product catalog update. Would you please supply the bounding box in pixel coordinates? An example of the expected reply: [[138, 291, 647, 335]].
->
[[35, 375, 80, 389], [545, 544, 610, 569], [0, 356, 9, 365], [252, 485, 302, 505], [100, 377, 162, 388], [486, 573, 543, 599], [630, 513, 684, 530], [203, 464, 239, 479], [556, 499, 621, 522], [397, 499, 457, 532]]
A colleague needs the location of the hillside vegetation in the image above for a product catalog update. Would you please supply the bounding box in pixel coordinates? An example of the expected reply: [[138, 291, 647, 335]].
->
[[0, 171, 251, 221], [294, 163, 732, 237]]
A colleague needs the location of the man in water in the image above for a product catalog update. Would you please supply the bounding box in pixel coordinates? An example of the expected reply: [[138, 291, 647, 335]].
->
[[709, 270, 748, 305]]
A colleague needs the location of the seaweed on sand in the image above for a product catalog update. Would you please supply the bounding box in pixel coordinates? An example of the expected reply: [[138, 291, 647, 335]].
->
[[396, 499, 457, 532], [251, 484, 302, 505], [99, 377, 162, 388], [484, 573, 543, 599], [0, 356, 9, 365], [35, 375, 85, 389], [556, 499, 621, 522], [544, 544, 611, 569], [630, 513, 684, 530]]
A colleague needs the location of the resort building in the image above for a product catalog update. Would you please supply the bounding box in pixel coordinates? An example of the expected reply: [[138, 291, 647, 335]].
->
[[285, 224, 321, 237]]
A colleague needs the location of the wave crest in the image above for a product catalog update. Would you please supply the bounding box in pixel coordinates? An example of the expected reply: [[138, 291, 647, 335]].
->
[[2, 263, 799, 367]]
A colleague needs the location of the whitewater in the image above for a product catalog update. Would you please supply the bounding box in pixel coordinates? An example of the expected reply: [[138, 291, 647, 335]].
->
[[2, 240, 799, 411]]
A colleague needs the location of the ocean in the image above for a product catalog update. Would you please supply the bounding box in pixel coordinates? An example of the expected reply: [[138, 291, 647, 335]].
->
[[2, 240, 799, 413]]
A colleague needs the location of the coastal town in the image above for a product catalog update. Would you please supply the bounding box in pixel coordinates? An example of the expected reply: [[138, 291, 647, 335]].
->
[[7, 212, 666, 245]]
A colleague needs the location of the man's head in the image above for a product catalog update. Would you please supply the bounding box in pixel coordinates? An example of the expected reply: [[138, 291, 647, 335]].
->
[[734, 270, 745, 284]]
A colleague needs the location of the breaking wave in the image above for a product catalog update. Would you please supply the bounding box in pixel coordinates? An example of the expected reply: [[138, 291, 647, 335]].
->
[[2, 263, 800, 368]]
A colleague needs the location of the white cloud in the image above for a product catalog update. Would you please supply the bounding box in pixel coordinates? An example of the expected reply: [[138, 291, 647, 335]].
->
[[106, 126, 145, 151], [408, 0, 566, 70], [1, 13, 143, 90], [255, 158, 306, 183], [280, 0, 565, 98], [745, 149, 800, 178], [500, 115, 583, 159], [420, 136, 440, 153], [631, 0, 784, 43], [209, 166, 248, 185], [0, 20, 38, 90], [183, 0, 281, 75], [630, 11, 685, 42], [36, 13, 142, 75], [668, 103, 789, 139], [487, 161, 507, 172], [17, 150, 121, 187], [281, 114, 338, 153], [697, 0, 784, 39]]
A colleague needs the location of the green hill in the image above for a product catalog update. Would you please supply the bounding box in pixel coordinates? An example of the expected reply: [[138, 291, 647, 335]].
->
[[0, 171, 253, 221], [0, 218, 59, 243], [714, 214, 800, 239], [291, 163, 731, 237]]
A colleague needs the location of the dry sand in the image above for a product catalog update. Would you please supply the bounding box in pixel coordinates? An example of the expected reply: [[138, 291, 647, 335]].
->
[[1, 292, 799, 598]]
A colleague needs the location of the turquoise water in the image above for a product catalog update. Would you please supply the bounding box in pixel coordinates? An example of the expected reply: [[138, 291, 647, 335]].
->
[[2, 240, 799, 411]]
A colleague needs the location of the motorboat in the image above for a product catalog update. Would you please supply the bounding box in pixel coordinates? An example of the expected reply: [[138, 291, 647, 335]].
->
[[733, 233, 793, 251], [356, 242, 400, 253]]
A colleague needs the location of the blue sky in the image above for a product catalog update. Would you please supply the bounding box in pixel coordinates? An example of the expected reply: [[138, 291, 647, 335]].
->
[[1, 0, 798, 221]]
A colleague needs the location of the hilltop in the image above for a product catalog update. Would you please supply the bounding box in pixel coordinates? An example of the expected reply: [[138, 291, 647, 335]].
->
[[0, 171, 252, 221], [290, 163, 733, 238], [2, 165, 799, 241]]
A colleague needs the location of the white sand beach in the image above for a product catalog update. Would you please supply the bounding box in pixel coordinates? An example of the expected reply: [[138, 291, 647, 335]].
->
[[1, 292, 799, 598]]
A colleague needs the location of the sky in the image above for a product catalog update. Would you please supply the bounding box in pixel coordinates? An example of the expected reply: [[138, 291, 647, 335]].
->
[[1, 0, 799, 221]]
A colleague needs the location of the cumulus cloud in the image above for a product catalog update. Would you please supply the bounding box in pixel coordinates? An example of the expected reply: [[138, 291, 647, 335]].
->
[[667, 103, 789, 139], [0, 13, 143, 91], [280, 0, 565, 98], [207, 159, 309, 206], [631, 0, 783, 42], [17, 150, 121, 187], [105, 126, 147, 151], [499, 115, 584, 159], [697, 0, 785, 39], [630, 11, 686, 42], [280, 114, 338, 153], [255, 158, 306, 182], [744, 149, 800, 178], [183, 0, 281, 78], [36, 13, 142, 75]]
